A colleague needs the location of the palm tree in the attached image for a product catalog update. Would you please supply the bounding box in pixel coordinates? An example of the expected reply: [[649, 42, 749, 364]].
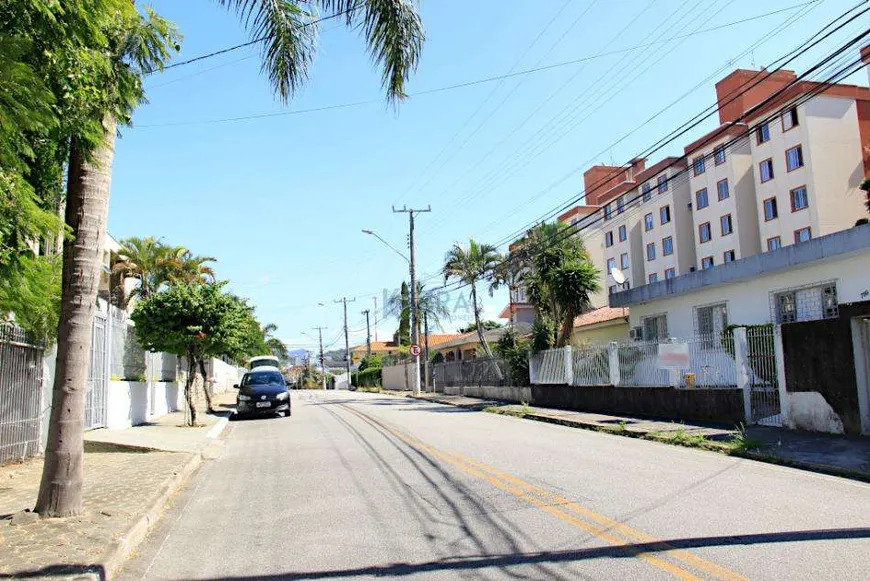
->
[[386, 281, 451, 337], [163, 246, 217, 286], [40, 1, 424, 517], [442, 240, 503, 359], [112, 236, 171, 303]]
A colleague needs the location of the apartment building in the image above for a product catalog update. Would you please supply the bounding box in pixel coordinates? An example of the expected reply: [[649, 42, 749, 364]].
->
[[636, 157, 696, 283]]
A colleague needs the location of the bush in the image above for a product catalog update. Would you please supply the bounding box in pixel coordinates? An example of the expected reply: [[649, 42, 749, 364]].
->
[[352, 367, 382, 388], [358, 354, 382, 372], [722, 324, 776, 383], [531, 316, 555, 353], [495, 327, 530, 386]]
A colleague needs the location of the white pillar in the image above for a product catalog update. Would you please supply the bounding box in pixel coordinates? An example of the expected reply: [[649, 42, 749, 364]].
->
[[773, 325, 791, 428], [733, 327, 752, 424], [563, 346, 574, 386], [608, 342, 620, 386]]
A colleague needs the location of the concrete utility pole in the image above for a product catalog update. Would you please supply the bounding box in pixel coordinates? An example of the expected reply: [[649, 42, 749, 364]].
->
[[372, 296, 379, 341], [313, 326, 327, 390], [334, 297, 356, 386], [424, 311, 430, 392], [362, 309, 372, 358], [392, 205, 431, 396]]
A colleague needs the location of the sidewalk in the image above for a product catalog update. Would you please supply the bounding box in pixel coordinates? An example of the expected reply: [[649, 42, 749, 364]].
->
[[0, 391, 235, 580], [396, 391, 870, 482]]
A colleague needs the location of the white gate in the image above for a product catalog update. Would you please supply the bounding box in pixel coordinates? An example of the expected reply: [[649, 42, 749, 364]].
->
[[84, 312, 108, 429]]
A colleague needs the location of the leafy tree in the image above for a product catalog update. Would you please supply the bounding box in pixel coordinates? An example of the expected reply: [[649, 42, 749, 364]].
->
[[163, 245, 217, 286], [0, 254, 61, 342], [387, 281, 451, 337], [35, 0, 424, 518], [442, 239, 503, 359], [112, 237, 171, 303], [395, 281, 410, 346], [518, 222, 601, 348], [358, 354, 382, 372], [132, 282, 262, 424], [495, 327, 530, 386], [261, 322, 289, 360], [459, 320, 502, 334]]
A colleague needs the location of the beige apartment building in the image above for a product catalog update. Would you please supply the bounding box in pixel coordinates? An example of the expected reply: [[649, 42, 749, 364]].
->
[[500, 64, 869, 334]]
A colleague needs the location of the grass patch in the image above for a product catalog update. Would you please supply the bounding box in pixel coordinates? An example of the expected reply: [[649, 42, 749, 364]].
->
[[355, 386, 382, 393], [484, 402, 531, 419], [726, 426, 762, 454]]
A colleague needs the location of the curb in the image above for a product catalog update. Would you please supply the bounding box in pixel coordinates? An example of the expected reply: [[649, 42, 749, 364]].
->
[[415, 395, 870, 484], [100, 417, 231, 579]]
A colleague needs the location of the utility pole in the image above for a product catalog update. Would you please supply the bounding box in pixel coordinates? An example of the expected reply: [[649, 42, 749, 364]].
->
[[372, 296, 379, 341], [392, 205, 431, 396], [334, 297, 356, 388], [424, 310, 430, 392], [362, 309, 372, 358], [313, 326, 327, 390]]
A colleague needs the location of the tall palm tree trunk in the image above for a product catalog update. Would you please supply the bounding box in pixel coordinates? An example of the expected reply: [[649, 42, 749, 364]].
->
[[36, 116, 117, 517], [471, 283, 494, 359]]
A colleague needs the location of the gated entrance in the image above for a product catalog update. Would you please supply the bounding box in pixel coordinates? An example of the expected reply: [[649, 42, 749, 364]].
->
[[747, 326, 782, 426], [84, 312, 108, 429]]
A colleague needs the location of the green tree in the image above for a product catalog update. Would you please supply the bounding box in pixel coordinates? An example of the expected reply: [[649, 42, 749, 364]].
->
[[132, 282, 262, 424], [261, 322, 289, 361], [518, 222, 601, 348], [395, 281, 410, 346], [112, 236, 171, 302], [442, 239, 503, 359], [163, 245, 217, 286], [458, 320, 502, 334], [388, 281, 451, 338], [35, 0, 424, 518]]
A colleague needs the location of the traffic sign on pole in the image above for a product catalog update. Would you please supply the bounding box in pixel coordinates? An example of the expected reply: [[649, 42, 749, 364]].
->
[[409, 344, 422, 357]]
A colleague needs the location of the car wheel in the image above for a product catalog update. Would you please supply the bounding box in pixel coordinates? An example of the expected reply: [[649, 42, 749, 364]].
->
[[285, 408, 292, 417]]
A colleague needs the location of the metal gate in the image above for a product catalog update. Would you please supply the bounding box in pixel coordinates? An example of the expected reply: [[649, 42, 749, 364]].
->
[[0, 325, 45, 464], [747, 326, 782, 426], [84, 312, 108, 429]]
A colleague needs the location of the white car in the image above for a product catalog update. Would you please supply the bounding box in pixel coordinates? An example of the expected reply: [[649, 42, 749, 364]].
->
[[248, 355, 281, 370]]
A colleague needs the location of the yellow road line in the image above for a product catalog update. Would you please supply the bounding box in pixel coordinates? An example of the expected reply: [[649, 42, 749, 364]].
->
[[337, 404, 744, 580]]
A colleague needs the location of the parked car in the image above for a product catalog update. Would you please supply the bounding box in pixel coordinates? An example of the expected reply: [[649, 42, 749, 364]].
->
[[248, 355, 281, 370], [234, 367, 291, 418]]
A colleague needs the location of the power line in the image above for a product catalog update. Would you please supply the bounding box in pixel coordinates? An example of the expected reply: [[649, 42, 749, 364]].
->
[[135, 2, 817, 128]]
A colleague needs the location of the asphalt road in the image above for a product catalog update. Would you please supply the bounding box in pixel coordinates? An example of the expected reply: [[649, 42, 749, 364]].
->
[[119, 390, 870, 580]]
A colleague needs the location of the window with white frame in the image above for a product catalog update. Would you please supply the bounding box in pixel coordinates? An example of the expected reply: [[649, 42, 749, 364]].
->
[[693, 156, 705, 176], [773, 282, 838, 324], [642, 183, 652, 202], [620, 252, 629, 270], [646, 242, 656, 261], [605, 231, 614, 247], [756, 122, 770, 144], [717, 179, 729, 201], [786, 145, 804, 171], [760, 158, 774, 182], [642, 314, 668, 341], [662, 236, 673, 256], [657, 174, 668, 193], [714, 145, 726, 165], [607, 257, 616, 274], [696, 188, 709, 209], [782, 107, 799, 131], [644, 213, 654, 231], [618, 224, 627, 242]]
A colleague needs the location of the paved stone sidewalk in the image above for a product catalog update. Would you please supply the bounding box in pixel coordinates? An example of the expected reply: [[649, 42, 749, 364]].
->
[[0, 394, 235, 579]]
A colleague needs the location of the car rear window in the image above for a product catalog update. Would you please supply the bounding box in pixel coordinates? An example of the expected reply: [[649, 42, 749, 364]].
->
[[242, 372, 285, 386]]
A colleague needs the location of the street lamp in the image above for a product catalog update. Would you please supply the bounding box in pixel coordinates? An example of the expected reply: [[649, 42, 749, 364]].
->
[[361, 229, 409, 263]]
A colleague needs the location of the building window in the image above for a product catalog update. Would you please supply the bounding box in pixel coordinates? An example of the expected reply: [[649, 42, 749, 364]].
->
[[609, 285, 617, 295], [774, 282, 837, 324], [767, 236, 781, 251], [791, 186, 808, 211], [657, 174, 668, 193], [717, 179, 729, 201], [782, 106, 799, 132], [756, 122, 770, 144], [646, 242, 656, 261], [665, 267, 676, 279], [701, 256, 714, 270], [693, 156, 705, 176], [720, 214, 733, 236], [794, 227, 812, 244], [642, 314, 668, 341], [699, 221, 712, 243], [723, 249, 736, 263], [620, 252, 629, 270], [644, 213, 654, 231], [605, 231, 614, 247], [618, 224, 627, 242], [617, 195, 625, 214], [649, 273, 658, 284], [604, 203, 612, 220], [662, 236, 673, 256], [660, 205, 671, 225], [785, 145, 804, 172], [714, 145, 726, 165], [763, 197, 778, 221], [696, 188, 709, 209], [607, 257, 616, 274], [695, 303, 728, 344], [759, 158, 774, 182], [642, 183, 652, 202]]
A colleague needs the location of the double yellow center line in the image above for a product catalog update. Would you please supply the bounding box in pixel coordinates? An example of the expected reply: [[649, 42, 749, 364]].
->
[[338, 402, 746, 581]]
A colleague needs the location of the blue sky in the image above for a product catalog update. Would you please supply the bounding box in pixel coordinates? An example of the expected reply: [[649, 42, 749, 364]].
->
[[110, 0, 865, 353]]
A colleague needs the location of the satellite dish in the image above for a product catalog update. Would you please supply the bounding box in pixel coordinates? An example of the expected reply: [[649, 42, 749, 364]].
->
[[611, 267, 626, 285]]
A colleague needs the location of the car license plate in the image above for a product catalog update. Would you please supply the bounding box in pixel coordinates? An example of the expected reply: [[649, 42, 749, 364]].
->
[[256, 401, 271, 408]]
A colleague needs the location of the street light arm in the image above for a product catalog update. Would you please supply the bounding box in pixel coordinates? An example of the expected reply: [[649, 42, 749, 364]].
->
[[361, 229, 410, 263]]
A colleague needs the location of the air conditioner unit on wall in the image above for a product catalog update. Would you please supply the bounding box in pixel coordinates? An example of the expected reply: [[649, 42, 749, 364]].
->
[[629, 327, 643, 341]]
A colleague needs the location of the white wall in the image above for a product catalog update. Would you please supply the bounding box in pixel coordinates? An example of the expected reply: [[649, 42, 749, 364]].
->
[[382, 363, 416, 391], [210, 358, 244, 393], [106, 381, 181, 430], [627, 248, 870, 338]]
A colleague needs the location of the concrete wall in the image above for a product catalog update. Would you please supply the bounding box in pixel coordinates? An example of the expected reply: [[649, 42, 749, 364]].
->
[[575, 321, 630, 345], [382, 362, 416, 391], [442, 384, 532, 403], [530, 384, 745, 424], [106, 381, 182, 430], [210, 358, 244, 393]]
